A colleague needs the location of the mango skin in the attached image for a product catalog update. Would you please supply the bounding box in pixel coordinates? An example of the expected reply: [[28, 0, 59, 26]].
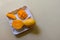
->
[[23, 18, 35, 28]]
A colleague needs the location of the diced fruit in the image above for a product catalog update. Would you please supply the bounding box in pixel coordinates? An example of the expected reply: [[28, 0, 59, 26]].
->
[[17, 9, 28, 20]]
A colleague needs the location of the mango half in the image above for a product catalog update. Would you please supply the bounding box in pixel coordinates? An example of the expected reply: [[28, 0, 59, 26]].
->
[[23, 18, 35, 28], [12, 20, 24, 30]]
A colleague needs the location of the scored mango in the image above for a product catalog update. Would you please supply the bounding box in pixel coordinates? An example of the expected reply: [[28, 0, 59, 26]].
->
[[17, 9, 28, 20], [12, 20, 24, 30]]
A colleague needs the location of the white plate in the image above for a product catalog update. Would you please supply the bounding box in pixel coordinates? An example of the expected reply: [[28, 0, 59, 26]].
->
[[7, 7, 33, 35]]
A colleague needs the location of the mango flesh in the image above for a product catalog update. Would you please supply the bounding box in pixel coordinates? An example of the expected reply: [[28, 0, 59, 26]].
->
[[6, 13, 16, 20], [23, 18, 35, 27], [17, 9, 28, 20], [12, 20, 24, 30]]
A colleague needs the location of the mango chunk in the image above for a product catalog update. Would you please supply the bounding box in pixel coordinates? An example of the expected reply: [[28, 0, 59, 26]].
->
[[6, 13, 16, 20]]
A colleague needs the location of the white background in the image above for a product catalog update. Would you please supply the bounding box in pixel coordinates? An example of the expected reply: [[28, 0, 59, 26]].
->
[[0, 0, 60, 40]]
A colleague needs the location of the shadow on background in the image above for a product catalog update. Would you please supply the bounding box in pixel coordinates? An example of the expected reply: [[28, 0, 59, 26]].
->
[[15, 24, 41, 38], [31, 24, 41, 35]]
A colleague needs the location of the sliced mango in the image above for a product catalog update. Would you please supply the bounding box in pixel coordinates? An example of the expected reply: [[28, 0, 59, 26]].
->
[[6, 13, 16, 20]]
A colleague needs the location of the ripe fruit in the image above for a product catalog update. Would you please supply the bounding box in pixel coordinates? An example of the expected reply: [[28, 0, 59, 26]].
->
[[23, 18, 35, 28], [6, 13, 16, 20], [12, 20, 24, 30], [17, 9, 28, 20]]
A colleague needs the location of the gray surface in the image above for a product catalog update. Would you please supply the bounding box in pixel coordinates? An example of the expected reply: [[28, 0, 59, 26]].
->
[[0, 0, 60, 40]]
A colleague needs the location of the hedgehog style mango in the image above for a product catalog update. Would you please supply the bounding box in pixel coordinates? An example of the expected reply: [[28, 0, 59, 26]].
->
[[12, 20, 24, 30], [17, 9, 28, 20]]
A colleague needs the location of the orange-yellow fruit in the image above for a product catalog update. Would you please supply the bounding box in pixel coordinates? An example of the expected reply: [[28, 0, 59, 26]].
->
[[23, 18, 35, 28], [6, 13, 16, 20], [17, 9, 28, 20], [12, 20, 24, 30]]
